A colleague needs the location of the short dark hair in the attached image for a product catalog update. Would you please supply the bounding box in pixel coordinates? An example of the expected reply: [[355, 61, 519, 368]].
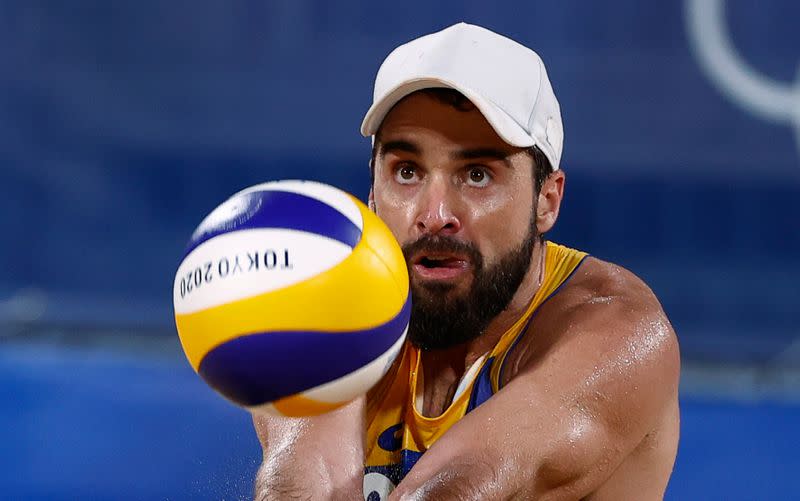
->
[[369, 88, 554, 193]]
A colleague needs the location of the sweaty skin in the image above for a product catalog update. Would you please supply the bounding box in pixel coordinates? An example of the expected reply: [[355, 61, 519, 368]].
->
[[253, 93, 680, 500]]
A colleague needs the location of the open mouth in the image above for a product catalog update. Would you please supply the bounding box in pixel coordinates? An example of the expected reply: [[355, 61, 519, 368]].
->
[[418, 255, 464, 269], [412, 253, 469, 280]]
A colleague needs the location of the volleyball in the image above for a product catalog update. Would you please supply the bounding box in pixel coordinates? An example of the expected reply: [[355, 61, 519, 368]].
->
[[173, 180, 410, 417]]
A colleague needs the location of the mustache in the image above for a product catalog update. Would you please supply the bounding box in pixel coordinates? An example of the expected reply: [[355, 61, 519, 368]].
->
[[401, 235, 483, 269]]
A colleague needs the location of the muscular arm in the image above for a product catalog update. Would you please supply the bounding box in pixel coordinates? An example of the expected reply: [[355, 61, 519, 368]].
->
[[253, 396, 365, 500], [390, 267, 680, 500]]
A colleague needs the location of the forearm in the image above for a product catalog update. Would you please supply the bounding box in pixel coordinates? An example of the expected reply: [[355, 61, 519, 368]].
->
[[254, 460, 316, 501], [253, 397, 366, 500], [388, 454, 589, 501], [387, 399, 611, 500], [389, 459, 508, 501], [255, 454, 362, 501]]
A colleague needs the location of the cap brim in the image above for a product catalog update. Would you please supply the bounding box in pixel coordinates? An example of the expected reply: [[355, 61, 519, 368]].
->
[[360, 78, 535, 148]]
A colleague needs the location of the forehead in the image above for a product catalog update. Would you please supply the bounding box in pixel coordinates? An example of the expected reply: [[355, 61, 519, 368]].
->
[[376, 92, 521, 154]]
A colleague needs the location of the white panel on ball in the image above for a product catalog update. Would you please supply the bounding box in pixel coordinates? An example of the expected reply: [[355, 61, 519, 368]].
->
[[174, 228, 352, 315]]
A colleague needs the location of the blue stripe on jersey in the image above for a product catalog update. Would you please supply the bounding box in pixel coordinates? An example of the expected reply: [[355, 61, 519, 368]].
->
[[198, 294, 411, 407], [401, 449, 423, 477], [466, 356, 496, 413], [184, 190, 362, 258]]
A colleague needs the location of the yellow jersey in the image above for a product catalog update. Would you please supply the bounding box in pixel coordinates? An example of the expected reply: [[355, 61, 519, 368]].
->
[[363, 242, 588, 499]]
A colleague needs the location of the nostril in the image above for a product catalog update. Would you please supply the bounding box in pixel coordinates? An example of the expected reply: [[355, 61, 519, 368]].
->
[[415, 210, 460, 235], [439, 219, 461, 234]]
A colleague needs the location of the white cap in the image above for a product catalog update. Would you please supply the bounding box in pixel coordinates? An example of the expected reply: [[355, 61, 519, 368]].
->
[[361, 22, 564, 170]]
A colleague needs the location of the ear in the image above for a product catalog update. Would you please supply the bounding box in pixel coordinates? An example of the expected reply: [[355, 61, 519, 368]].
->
[[536, 170, 565, 235], [368, 188, 376, 212]]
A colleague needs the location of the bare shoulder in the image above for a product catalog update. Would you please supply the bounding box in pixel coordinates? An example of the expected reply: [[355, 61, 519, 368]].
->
[[545, 255, 675, 347], [495, 257, 681, 490], [556, 255, 668, 316], [505, 255, 680, 408], [570, 256, 677, 348]]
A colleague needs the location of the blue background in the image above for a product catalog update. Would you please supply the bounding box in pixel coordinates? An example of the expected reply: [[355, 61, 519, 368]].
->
[[1, 1, 798, 499], [2, 344, 799, 500]]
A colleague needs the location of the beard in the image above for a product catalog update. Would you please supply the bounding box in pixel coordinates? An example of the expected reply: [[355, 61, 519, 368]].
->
[[402, 225, 537, 352]]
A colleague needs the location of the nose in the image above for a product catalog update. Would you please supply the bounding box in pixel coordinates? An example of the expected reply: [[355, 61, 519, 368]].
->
[[414, 177, 462, 236]]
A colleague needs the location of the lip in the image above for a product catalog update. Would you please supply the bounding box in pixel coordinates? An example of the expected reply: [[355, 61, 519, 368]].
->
[[410, 253, 470, 281]]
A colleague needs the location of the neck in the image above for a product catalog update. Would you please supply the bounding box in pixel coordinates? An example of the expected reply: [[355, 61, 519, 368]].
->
[[417, 240, 547, 415]]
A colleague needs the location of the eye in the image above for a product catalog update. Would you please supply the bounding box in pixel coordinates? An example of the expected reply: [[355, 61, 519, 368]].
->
[[465, 166, 491, 187], [394, 163, 419, 184]]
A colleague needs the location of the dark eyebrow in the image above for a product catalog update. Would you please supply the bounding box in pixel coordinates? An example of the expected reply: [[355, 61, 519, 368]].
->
[[378, 141, 513, 167], [378, 140, 420, 158], [453, 147, 511, 162], [452, 147, 513, 167]]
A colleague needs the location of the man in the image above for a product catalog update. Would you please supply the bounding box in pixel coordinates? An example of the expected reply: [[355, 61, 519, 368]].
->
[[253, 23, 679, 500]]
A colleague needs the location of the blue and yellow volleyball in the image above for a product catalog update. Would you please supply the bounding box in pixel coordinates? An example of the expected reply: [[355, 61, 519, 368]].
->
[[173, 180, 410, 417]]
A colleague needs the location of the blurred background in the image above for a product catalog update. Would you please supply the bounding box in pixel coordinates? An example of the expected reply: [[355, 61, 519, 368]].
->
[[1, 1, 798, 499]]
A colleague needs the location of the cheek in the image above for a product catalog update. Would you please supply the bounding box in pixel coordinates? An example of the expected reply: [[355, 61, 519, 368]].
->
[[469, 193, 533, 256], [373, 191, 415, 242]]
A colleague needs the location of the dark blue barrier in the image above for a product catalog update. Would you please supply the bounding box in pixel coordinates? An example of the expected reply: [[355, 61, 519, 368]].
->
[[1, 344, 798, 500], [0, 344, 260, 500]]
